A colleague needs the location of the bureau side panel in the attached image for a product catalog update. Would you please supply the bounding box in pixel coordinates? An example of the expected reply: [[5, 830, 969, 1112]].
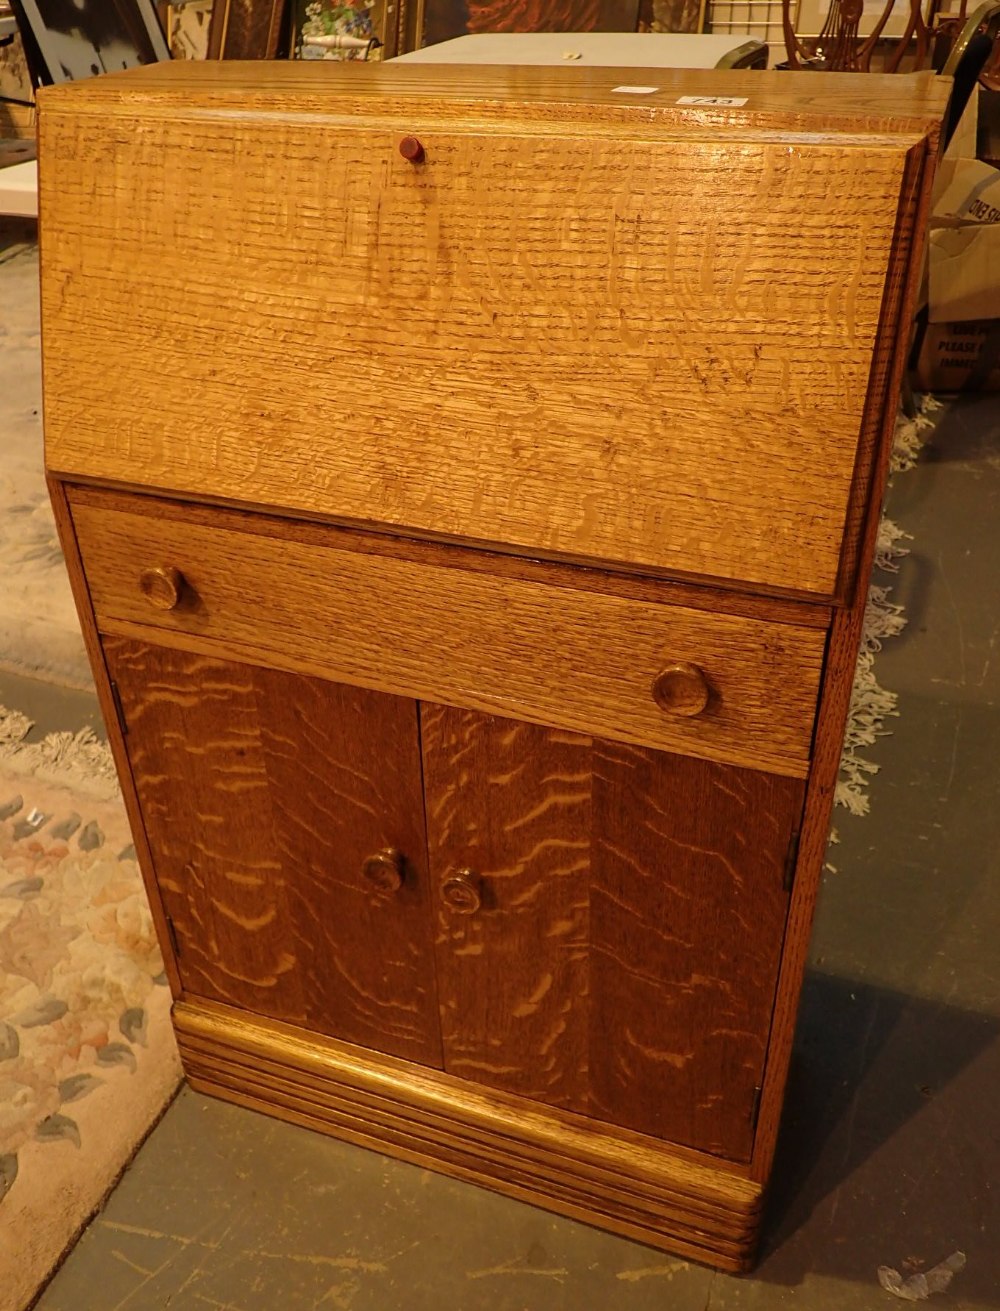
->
[[750, 133, 943, 1180]]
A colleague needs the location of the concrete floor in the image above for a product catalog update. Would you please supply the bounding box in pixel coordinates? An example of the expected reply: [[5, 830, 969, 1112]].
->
[[21, 394, 1000, 1310], [0, 669, 104, 743]]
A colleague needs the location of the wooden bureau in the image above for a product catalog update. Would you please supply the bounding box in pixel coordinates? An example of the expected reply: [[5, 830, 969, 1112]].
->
[[38, 62, 948, 1270]]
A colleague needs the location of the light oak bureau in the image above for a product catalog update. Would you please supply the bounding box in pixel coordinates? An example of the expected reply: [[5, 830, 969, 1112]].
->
[[38, 62, 948, 1270]]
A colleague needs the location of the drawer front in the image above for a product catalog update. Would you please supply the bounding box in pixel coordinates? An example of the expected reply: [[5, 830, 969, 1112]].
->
[[42, 100, 913, 596], [71, 493, 824, 777]]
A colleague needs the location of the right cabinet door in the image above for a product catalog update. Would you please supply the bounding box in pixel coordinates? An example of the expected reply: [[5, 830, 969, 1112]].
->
[[420, 704, 805, 1162]]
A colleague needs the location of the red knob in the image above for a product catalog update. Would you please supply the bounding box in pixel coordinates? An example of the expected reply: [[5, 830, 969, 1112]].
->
[[399, 135, 425, 164]]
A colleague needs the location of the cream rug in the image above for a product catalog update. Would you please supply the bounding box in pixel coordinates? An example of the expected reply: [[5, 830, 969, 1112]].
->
[[0, 716, 182, 1311], [1, 231, 181, 1310], [834, 397, 941, 818], [0, 240, 91, 691]]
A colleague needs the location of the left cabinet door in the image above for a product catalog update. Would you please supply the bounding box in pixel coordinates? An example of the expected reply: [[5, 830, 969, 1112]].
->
[[104, 637, 443, 1068]]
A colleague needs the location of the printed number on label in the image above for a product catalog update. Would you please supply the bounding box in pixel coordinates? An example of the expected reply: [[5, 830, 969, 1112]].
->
[[676, 95, 749, 107]]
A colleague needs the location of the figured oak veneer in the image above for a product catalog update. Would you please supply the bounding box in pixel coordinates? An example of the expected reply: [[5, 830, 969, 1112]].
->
[[105, 638, 443, 1067], [421, 706, 805, 1161], [70, 490, 825, 777], [40, 63, 946, 1271], [39, 63, 949, 599]]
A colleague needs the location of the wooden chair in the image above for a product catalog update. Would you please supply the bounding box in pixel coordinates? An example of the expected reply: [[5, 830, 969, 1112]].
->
[[942, 0, 1000, 73], [940, 0, 1000, 145], [781, 0, 930, 70]]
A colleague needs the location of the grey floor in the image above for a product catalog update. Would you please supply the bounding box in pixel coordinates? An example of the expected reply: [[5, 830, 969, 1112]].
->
[[22, 395, 1000, 1310]]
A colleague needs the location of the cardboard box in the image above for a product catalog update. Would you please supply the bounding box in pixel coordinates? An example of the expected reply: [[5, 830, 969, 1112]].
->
[[914, 319, 1000, 391], [915, 89, 1000, 390], [928, 158, 1000, 322]]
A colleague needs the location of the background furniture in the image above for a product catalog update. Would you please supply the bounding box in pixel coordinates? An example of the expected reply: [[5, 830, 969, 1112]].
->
[[7, 0, 168, 88], [38, 61, 947, 1271], [392, 30, 768, 65], [704, 0, 784, 53], [781, 0, 908, 69], [422, 0, 642, 48], [206, 0, 285, 58], [0, 152, 35, 214]]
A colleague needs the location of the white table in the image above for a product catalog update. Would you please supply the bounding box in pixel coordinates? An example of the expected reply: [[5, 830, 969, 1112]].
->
[[0, 159, 37, 217], [392, 32, 767, 70]]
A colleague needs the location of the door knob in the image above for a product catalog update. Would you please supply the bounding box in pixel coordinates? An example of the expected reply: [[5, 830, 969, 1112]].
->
[[362, 848, 405, 895], [651, 662, 710, 717], [441, 868, 481, 915], [139, 565, 185, 611]]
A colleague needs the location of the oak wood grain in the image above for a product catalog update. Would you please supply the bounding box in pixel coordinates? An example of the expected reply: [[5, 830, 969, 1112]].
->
[[252, 666, 442, 1066], [748, 115, 945, 1184], [39, 58, 947, 1272], [36, 59, 949, 134], [175, 998, 765, 1272], [71, 497, 825, 777], [589, 740, 803, 1160], [45, 479, 183, 998], [421, 706, 804, 1160], [103, 639, 442, 1065], [38, 65, 945, 596], [834, 137, 932, 605], [421, 707, 592, 1113], [67, 483, 833, 628], [104, 639, 304, 1019]]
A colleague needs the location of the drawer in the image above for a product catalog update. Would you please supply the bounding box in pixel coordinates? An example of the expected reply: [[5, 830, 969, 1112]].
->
[[40, 69, 917, 598], [71, 490, 824, 777]]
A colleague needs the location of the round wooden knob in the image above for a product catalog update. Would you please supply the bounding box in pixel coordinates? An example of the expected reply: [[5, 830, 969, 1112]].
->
[[362, 848, 405, 895], [651, 662, 710, 717], [441, 868, 481, 915], [139, 566, 184, 611], [399, 135, 425, 164]]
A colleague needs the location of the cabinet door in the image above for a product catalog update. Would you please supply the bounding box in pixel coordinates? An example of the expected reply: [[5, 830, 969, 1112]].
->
[[105, 638, 442, 1067], [420, 705, 804, 1161]]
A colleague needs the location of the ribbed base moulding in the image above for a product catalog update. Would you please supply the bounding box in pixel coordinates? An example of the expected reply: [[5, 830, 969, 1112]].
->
[[175, 1000, 764, 1272]]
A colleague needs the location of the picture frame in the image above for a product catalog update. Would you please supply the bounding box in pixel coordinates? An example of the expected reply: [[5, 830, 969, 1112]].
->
[[292, 1, 394, 60], [207, 0, 287, 57], [8, 0, 169, 87], [156, 0, 214, 60], [419, 0, 640, 49]]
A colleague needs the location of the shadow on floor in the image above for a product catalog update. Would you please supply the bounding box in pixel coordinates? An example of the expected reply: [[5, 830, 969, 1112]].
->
[[917, 395, 1000, 466], [761, 968, 999, 1301]]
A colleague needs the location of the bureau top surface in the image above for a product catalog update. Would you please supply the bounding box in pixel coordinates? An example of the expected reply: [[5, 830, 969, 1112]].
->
[[39, 60, 948, 137], [39, 64, 947, 602]]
